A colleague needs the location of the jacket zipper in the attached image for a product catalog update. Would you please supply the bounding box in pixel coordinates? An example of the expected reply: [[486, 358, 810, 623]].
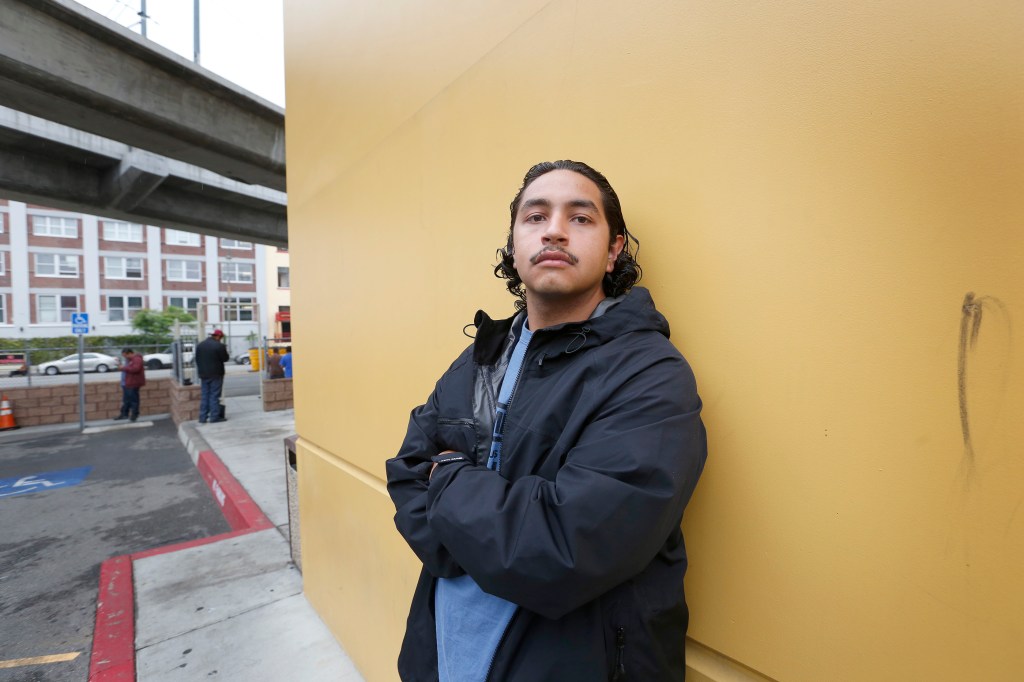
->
[[483, 608, 519, 682], [610, 627, 626, 681], [487, 333, 532, 471], [503, 337, 530, 412]]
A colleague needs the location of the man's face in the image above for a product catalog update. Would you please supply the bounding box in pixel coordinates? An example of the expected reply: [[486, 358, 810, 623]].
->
[[512, 170, 624, 308]]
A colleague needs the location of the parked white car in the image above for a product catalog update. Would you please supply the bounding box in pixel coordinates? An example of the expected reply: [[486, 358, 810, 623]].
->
[[35, 352, 119, 375], [143, 344, 195, 370]]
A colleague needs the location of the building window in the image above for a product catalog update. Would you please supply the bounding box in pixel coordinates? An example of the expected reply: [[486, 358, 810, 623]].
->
[[0, 295, 6, 324], [166, 229, 202, 246], [167, 259, 203, 282], [31, 215, 78, 238], [221, 261, 254, 284], [220, 239, 253, 249], [222, 297, 254, 322], [0, 251, 5, 275], [35, 253, 79, 277], [277, 266, 289, 288], [104, 256, 144, 279], [38, 294, 79, 323], [168, 296, 201, 316], [102, 221, 143, 242], [108, 295, 144, 322]]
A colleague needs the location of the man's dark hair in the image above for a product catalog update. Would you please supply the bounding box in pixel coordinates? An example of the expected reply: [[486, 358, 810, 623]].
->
[[121, 348, 133, 355], [495, 160, 641, 310]]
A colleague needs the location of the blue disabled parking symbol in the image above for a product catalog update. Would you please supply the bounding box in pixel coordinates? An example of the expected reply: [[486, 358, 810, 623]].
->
[[71, 312, 90, 335], [0, 466, 92, 499]]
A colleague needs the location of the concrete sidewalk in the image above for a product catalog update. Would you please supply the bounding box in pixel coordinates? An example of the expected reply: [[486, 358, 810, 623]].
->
[[130, 395, 364, 681]]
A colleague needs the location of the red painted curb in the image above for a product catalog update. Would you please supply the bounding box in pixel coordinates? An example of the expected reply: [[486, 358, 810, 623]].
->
[[196, 449, 275, 532], [89, 555, 135, 681], [89, 445, 275, 680]]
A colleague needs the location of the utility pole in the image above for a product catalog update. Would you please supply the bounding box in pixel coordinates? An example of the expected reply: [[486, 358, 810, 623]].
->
[[193, 0, 201, 64], [138, 0, 148, 37]]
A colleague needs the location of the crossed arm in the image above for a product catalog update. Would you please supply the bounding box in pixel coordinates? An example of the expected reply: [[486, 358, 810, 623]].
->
[[386, 356, 707, 619]]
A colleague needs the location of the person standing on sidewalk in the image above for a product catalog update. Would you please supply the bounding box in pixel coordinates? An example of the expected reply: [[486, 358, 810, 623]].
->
[[267, 350, 284, 379], [386, 161, 707, 681], [279, 346, 293, 378], [115, 347, 145, 422], [195, 329, 230, 424]]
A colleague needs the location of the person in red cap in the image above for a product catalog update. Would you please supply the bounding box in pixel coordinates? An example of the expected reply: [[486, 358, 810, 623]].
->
[[195, 329, 230, 423]]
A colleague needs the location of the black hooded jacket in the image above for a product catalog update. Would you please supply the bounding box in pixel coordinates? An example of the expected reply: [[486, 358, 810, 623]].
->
[[386, 287, 707, 681]]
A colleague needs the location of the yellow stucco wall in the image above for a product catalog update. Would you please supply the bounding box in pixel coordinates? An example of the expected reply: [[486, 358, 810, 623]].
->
[[283, 1, 1024, 680]]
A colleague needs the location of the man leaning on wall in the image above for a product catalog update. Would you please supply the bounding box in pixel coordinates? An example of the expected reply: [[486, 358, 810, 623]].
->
[[386, 160, 708, 681]]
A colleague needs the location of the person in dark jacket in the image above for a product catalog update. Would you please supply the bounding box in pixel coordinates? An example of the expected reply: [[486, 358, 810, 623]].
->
[[115, 347, 145, 422], [386, 160, 707, 681], [195, 329, 230, 423]]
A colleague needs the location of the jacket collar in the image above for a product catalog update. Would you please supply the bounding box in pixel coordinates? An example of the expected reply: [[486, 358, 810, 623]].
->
[[471, 287, 669, 365]]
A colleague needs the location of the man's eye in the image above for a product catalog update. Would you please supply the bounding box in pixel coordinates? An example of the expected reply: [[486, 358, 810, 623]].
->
[[526, 214, 545, 223], [571, 215, 592, 223]]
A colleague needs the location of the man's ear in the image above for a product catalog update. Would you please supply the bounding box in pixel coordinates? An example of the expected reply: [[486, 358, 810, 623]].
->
[[607, 234, 625, 273]]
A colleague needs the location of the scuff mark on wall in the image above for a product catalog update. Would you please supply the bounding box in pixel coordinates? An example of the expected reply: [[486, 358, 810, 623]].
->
[[957, 291, 1011, 481], [958, 292, 982, 471]]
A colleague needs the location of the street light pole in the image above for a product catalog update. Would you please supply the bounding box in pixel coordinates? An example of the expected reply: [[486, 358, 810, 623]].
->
[[224, 255, 233, 357], [193, 0, 201, 64]]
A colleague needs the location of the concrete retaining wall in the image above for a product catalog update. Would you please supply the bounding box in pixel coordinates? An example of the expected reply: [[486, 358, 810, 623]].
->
[[2, 378, 172, 427], [169, 380, 201, 425], [261, 378, 293, 412]]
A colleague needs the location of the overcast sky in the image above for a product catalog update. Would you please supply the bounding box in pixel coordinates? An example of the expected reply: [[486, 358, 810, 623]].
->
[[73, 0, 285, 107]]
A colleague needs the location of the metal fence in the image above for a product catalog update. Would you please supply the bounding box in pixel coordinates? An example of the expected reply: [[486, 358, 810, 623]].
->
[[0, 342, 195, 390]]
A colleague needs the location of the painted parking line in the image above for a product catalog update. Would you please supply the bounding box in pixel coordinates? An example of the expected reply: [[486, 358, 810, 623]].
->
[[0, 466, 92, 499], [82, 422, 154, 435], [0, 651, 81, 669]]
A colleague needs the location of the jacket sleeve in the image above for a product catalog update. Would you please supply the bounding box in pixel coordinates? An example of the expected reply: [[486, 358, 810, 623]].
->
[[385, 361, 469, 579], [425, 354, 707, 619]]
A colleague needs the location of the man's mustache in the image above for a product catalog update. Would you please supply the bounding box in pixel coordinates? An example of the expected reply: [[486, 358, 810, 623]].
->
[[529, 247, 579, 265]]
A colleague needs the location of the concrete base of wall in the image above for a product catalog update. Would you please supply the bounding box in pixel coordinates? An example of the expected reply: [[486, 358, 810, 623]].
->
[[686, 639, 778, 682], [262, 377, 293, 411], [2, 378, 171, 428]]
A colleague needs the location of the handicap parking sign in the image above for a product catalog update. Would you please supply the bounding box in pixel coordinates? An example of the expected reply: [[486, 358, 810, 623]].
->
[[72, 312, 89, 335]]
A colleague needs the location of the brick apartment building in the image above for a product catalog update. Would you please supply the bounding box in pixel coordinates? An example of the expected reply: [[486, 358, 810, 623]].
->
[[0, 198, 279, 355]]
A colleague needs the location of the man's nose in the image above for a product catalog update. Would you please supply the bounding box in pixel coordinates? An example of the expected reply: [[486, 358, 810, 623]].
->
[[542, 213, 569, 242]]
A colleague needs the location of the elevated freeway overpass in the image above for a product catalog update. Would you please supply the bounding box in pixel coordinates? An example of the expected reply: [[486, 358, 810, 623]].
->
[[0, 0, 286, 245]]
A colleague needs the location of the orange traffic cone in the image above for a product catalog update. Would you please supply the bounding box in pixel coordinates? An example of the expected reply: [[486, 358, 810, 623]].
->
[[0, 394, 18, 431]]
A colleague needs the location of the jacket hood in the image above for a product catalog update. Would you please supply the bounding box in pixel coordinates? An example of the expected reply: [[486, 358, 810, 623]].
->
[[472, 287, 670, 364]]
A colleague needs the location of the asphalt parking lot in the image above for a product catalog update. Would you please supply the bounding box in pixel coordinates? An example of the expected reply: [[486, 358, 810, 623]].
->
[[0, 419, 230, 681]]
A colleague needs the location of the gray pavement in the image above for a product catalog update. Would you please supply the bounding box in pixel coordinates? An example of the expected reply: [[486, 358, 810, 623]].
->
[[0, 418, 229, 682], [135, 395, 363, 681]]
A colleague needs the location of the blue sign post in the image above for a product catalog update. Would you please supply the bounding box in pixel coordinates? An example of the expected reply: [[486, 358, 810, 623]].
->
[[72, 313, 90, 430]]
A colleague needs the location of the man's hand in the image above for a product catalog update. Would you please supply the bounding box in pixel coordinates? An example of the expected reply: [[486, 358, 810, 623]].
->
[[430, 450, 458, 480]]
